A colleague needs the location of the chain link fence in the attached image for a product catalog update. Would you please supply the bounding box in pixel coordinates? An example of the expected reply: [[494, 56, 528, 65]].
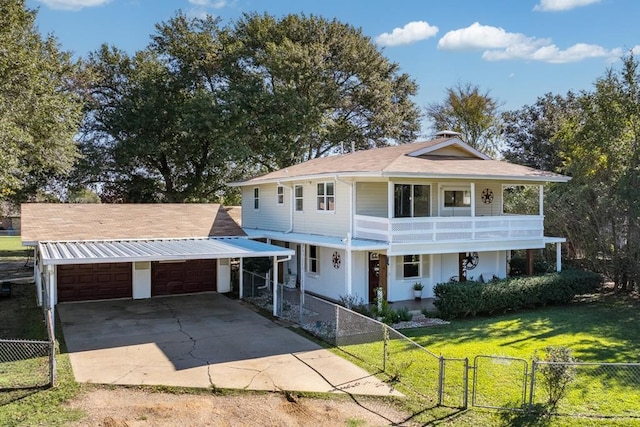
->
[[472, 355, 529, 410], [241, 276, 640, 420], [531, 361, 640, 418]]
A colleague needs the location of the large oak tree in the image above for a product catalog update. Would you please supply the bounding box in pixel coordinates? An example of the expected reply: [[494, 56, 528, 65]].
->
[[77, 12, 421, 202], [0, 0, 81, 203]]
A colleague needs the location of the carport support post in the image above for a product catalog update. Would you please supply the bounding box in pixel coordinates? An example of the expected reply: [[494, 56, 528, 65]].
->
[[556, 242, 562, 272], [239, 258, 244, 299], [272, 256, 278, 317]]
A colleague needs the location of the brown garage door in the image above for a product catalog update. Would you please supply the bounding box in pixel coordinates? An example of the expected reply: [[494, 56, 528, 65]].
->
[[151, 259, 217, 296], [57, 263, 132, 302]]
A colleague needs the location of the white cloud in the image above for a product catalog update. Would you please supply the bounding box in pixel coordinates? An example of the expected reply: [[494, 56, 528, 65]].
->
[[36, 0, 111, 11], [188, 0, 228, 9], [437, 22, 547, 51], [375, 21, 439, 47], [533, 0, 600, 12], [438, 22, 618, 64]]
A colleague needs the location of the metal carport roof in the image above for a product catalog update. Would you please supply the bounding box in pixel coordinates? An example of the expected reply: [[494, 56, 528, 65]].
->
[[38, 237, 294, 266]]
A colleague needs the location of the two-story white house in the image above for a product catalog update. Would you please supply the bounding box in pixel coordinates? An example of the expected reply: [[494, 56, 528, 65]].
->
[[232, 132, 570, 303]]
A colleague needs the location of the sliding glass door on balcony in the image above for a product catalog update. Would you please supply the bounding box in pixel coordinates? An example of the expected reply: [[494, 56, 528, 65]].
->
[[394, 184, 430, 218]]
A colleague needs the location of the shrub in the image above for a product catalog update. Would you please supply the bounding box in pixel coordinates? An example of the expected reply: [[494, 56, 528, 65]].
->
[[396, 306, 413, 322], [433, 269, 602, 319], [533, 346, 577, 413]]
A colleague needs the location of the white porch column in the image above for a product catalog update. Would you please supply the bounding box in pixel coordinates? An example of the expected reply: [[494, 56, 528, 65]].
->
[[46, 265, 56, 330], [34, 253, 42, 307], [470, 182, 476, 217], [556, 242, 562, 272], [239, 258, 244, 298], [272, 256, 278, 317], [539, 185, 544, 217], [300, 244, 306, 306], [345, 233, 352, 295], [387, 180, 394, 240]]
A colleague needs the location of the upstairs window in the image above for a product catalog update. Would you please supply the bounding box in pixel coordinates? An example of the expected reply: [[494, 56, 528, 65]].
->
[[317, 182, 335, 211], [444, 190, 471, 207], [294, 185, 303, 211], [394, 184, 430, 218], [253, 188, 260, 210], [276, 186, 284, 205]]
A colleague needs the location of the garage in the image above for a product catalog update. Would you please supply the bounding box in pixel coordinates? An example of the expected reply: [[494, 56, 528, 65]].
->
[[57, 263, 132, 302], [151, 259, 216, 296]]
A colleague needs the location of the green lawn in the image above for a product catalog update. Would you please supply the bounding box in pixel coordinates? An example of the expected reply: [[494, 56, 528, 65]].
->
[[0, 236, 30, 259], [337, 295, 640, 426], [404, 296, 640, 363]]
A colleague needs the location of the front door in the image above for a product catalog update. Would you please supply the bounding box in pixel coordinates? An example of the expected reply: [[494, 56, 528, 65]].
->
[[368, 253, 379, 302], [368, 253, 388, 302]]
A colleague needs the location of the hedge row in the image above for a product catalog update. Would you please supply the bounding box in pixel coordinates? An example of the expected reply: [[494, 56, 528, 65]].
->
[[433, 270, 603, 319]]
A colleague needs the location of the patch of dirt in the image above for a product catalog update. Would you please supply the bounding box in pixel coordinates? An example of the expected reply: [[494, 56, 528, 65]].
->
[[66, 388, 409, 427]]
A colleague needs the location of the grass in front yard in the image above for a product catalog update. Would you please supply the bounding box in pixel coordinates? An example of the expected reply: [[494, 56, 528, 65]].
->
[[403, 296, 640, 362], [335, 295, 640, 426], [0, 236, 31, 259]]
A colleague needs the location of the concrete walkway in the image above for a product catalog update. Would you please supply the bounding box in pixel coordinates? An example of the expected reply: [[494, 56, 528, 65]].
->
[[58, 293, 400, 396]]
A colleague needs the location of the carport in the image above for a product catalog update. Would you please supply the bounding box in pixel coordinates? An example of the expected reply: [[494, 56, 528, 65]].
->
[[34, 237, 294, 328]]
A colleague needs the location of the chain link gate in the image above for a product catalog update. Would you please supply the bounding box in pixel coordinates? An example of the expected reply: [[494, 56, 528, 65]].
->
[[472, 355, 529, 410]]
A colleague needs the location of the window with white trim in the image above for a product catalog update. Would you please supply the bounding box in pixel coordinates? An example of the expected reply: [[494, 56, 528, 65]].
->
[[276, 186, 284, 205], [402, 255, 420, 278], [316, 182, 335, 211], [307, 245, 319, 273], [394, 184, 431, 218], [396, 254, 430, 280], [444, 190, 471, 207], [294, 185, 303, 211], [253, 188, 259, 210]]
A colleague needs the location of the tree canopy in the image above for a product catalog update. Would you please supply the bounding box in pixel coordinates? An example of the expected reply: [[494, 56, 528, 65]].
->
[[425, 83, 501, 156], [77, 12, 421, 202], [0, 0, 82, 203], [502, 55, 640, 292], [223, 13, 421, 170], [501, 92, 579, 172]]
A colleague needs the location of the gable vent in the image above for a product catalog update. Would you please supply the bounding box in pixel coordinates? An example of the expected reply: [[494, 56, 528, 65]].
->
[[434, 130, 462, 139]]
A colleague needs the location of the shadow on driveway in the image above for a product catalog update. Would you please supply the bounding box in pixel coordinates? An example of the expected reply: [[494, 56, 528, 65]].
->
[[58, 293, 401, 395]]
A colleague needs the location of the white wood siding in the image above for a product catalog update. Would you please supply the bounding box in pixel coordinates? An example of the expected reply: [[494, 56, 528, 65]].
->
[[241, 185, 290, 231], [474, 181, 503, 217], [355, 182, 387, 217], [304, 246, 347, 300], [292, 180, 350, 238]]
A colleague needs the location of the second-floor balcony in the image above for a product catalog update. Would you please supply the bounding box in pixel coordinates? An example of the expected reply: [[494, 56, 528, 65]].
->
[[354, 214, 544, 244]]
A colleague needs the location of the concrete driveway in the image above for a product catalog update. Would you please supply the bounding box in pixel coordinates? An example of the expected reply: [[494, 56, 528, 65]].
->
[[58, 293, 399, 396]]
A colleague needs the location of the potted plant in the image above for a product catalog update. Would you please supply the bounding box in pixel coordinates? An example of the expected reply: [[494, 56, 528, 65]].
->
[[412, 282, 424, 300]]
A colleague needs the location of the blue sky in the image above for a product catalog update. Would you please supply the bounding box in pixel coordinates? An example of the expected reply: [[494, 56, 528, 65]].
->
[[26, 0, 640, 134]]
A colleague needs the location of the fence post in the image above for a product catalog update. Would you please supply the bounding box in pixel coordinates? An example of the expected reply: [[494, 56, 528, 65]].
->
[[438, 356, 445, 406], [462, 357, 469, 409], [47, 309, 56, 387], [529, 360, 537, 407], [382, 325, 388, 372], [335, 304, 339, 346]]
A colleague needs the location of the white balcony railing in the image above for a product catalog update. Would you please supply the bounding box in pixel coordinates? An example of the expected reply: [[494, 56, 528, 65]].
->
[[354, 214, 544, 244]]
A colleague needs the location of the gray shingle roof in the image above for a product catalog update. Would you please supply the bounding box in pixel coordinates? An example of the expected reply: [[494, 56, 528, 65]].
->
[[21, 204, 244, 243]]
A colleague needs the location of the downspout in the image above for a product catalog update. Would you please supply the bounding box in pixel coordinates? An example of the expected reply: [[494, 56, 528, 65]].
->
[[277, 181, 294, 233]]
